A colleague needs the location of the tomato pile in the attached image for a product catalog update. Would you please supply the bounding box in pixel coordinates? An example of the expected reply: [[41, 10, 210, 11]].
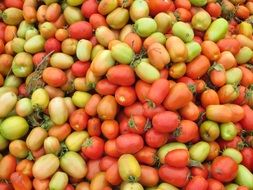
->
[[1, 0, 253, 189]]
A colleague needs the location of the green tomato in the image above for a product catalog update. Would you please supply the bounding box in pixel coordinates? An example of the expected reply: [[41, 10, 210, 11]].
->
[[4, 75, 22, 88], [31, 88, 50, 110], [235, 46, 253, 65], [24, 35, 45, 54], [65, 131, 89, 152], [15, 98, 33, 117], [66, 0, 84, 6], [235, 165, 253, 189], [72, 91, 92, 108], [0, 116, 29, 140], [220, 122, 237, 141], [17, 20, 34, 39], [190, 0, 207, 7], [186, 41, 202, 62], [226, 67, 243, 85], [225, 183, 239, 190], [106, 8, 129, 29], [111, 42, 135, 64], [49, 97, 69, 125], [0, 134, 8, 151], [129, 0, 149, 22], [0, 92, 17, 118], [11, 37, 25, 53], [189, 141, 210, 162], [64, 6, 84, 25], [200, 120, 220, 142], [134, 18, 157, 37], [158, 183, 179, 190], [191, 11, 211, 31]]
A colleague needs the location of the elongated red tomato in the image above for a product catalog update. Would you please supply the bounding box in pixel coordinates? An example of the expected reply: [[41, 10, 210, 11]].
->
[[241, 147, 253, 172], [135, 80, 151, 103], [128, 115, 147, 135], [152, 111, 180, 133], [175, 120, 199, 143], [207, 178, 225, 190], [163, 83, 193, 111], [95, 79, 118, 96], [145, 128, 168, 148], [186, 55, 210, 79], [147, 78, 171, 106], [124, 102, 144, 117], [165, 149, 189, 168], [185, 176, 208, 190], [69, 109, 89, 131], [143, 103, 166, 119], [116, 133, 144, 154], [115, 86, 137, 106], [158, 165, 190, 188]]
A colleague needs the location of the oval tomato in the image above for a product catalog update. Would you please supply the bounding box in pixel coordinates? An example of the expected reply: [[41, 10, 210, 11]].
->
[[82, 136, 105, 160], [165, 149, 189, 168], [116, 134, 144, 154], [185, 176, 208, 190], [145, 128, 169, 148]]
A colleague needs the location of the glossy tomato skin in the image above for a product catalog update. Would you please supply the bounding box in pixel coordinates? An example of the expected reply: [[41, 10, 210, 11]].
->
[[71, 61, 90, 77], [147, 0, 175, 16], [135, 80, 151, 103], [175, 120, 199, 143], [152, 111, 180, 133], [241, 147, 253, 172], [104, 139, 121, 158], [143, 102, 166, 119], [158, 165, 190, 188], [95, 79, 118, 96], [115, 86, 137, 106], [191, 166, 209, 179], [145, 128, 169, 148], [128, 115, 147, 135], [82, 136, 105, 160], [134, 146, 157, 166], [185, 176, 208, 190], [139, 165, 159, 187], [99, 156, 117, 171], [87, 117, 102, 137], [124, 102, 144, 117], [211, 156, 238, 183], [240, 105, 253, 131], [116, 133, 144, 154], [69, 109, 89, 131], [164, 149, 189, 168], [207, 178, 225, 190]]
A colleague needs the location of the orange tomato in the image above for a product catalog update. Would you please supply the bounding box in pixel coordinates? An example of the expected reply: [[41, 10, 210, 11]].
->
[[23, 6, 37, 23], [123, 32, 142, 53], [179, 102, 200, 121], [201, 40, 221, 61], [85, 94, 102, 116], [105, 162, 122, 186], [186, 55, 210, 79], [0, 154, 17, 180], [16, 159, 34, 178], [33, 178, 49, 190], [48, 123, 72, 142], [10, 172, 32, 190], [139, 165, 159, 187], [217, 51, 237, 70], [201, 89, 220, 108], [209, 63, 226, 87], [4, 25, 17, 42]]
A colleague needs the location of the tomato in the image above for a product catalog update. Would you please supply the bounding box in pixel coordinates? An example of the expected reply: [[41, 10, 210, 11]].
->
[[106, 65, 135, 86], [191, 165, 209, 179], [48, 123, 71, 142], [124, 32, 142, 53], [217, 38, 241, 55], [211, 156, 238, 182], [60, 151, 87, 179], [159, 165, 190, 188], [189, 141, 210, 162], [135, 80, 151, 103], [97, 95, 118, 120], [134, 146, 157, 166], [105, 162, 122, 186], [241, 147, 253, 172], [118, 154, 141, 182], [239, 66, 253, 87], [68, 21, 92, 40], [174, 120, 199, 143], [206, 2, 221, 18], [240, 105, 253, 131], [201, 41, 220, 61], [115, 86, 136, 106], [165, 149, 189, 168], [163, 83, 193, 111], [10, 172, 32, 190], [139, 165, 159, 187], [101, 120, 119, 139], [0, 154, 16, 180], [200, 121, 220, 142], [82, 136, 104, 160], [86, 159, 101, 181], [186, 55, 210, 79], [96, 79, 118, 96], [152, 111, 180, 133], [235, 165, 253, 189], [217, 51, 237, 70], [69, 108, 89, 131], [71, 61, 90, 77], [185, 176, 208, 190], [124, 102, 144, 117], [206, 105, 233, 123], [147, 78, 170, 106], [145, 128, 169, 148], [207, 178, 225, 190], [147, 0, 174, 16], [134, 18, 157, 38], [116, 134, 144, 154], [179, 102, 200, 121], [0, 183, 12, 190], [128, 115, 147, 135], [218, 136, 244, 151], [81, 0, 98, 18]]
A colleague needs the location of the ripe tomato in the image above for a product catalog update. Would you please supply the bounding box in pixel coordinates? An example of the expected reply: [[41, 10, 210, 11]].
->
[[174, 120, 199, 143], [115, 86, 137, 106], [101, 120, 119, 139], [241, 147, 253, 172], [240, 105, 253, 131], [165, 149, 189, 168], [86, 159, 101, 181], [81, 0, 98, 18], [124, 102, 144, 117], [211, 156, 238, 183], [158, 165, 190, 188], [85, 94, 102, 116], [135, 80, 151, 103], [152, 111, 180, 133], [87, 117, 102, 137], [128, 115, 147, 135], [145, 128, 169, 148], [134, 146, 157, 166], [191, 165, 209, 179], [10, 172, 32, 190], [69, 109, 89, 131], [0, 154, 17, 180], [207, 178, 225, 190], [82, 136, 105, 160], [139, 165, 159, 187], [143, 102, 166, 119], [95, 79, 118, 96], [201, 89, 220, 108], [99, 156, 117, 171], [116, 133, 144, 154], [147, 0, 175, 16], [42, 67, 67, 88], [71, 61, 90, 77], [179, 102, 200, 121], [105, 162, 122, 186], [104, 139, 121, 158], [185, 176, 208, 190]]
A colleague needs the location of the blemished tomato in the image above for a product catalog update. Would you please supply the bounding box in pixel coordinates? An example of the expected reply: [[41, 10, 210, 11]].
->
[[145, 128, 169, 148], [115, 86, 137, 106], [158, 165, 190, 188], [16, 159, 34, 178], [165, 149, 189, 168], [82, 136, 105, 160], [116, 133, 144, 154], [211, 156, 238, 183], [105, 162, 122, 186]]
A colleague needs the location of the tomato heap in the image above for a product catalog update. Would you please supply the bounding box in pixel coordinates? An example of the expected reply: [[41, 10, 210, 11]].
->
[[1, 0, 253, 189]]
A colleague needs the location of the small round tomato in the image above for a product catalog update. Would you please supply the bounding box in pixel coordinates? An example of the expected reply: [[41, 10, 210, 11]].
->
[[101, 120, 119, 139], [211, 156, 238, 183], [139, 165, 159, 187], [71, 61, 90, 77], [115, 86, 137, 106], [82, 136, 105, 160]]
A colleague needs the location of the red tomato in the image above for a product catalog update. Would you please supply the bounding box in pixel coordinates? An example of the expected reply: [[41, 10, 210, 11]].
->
[[185, 176, 208, 190], [48, 123, 71, 142], [85, 94, 101, 116], [16, 159, 33, 178], [86, 159, 101, 181], [165, 149, 189, 168], [174, 120, 199, 143], [152, 111, 180, 133], [4, 0, 23, 9], [71, 61, 90, 77], [191, 166, 209, 179], [147, 0, 175, 16], [32, 52, 47, 66], [115, 86, 137, 106], [143, 103, 166, 119], [87, 117, 102, 136], [44, 38, 61, 53], [89, 13, 107, 29], [82, 136, 105, 160], [81, 0, 98, 18], [139, 165, 159, 187], [104, 139, 121, 158], [217, 38, 241, 55], [116, 134, 144, 154], [134, 146, 157, 166], [175, 8, 192, 22], [68, 21, 93, 40], [158, 165, 190, 188], [207, 178, 225, 190], [95, 79, 118, 96], [211, 156, 238, 183], [128, 115, 147, 135], [241, 147, 253, 172], [0, 154, 17, 180], [119, 115, 130, 135], [69, 109, 89, 131], [145, 128, 168, 148], [124, 102, 144, 117], [101, 120, 119, 139], [42, 67, 67, 87], [99, 156, 117, 171], [218, 136, 244, 150], [135, 80, 151, 103], [105, 162, 122, 186], [10, 172, 32, 190], [147, 78, 171, 106], [240, 105, 253, 131], [175, 0, 191, 9]]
